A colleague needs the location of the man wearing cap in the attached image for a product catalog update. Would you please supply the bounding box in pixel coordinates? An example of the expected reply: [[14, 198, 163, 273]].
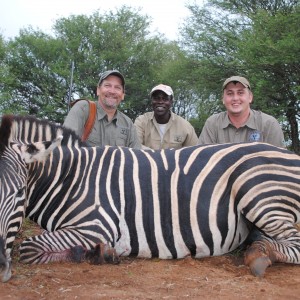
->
[[198, 76, 285, 147], [63, 70, 141, 149], [134, 84, 198, 150]]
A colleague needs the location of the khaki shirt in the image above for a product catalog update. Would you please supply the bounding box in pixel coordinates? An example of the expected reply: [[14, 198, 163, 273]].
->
[[63, 100, 141, 149], [134, 111, 198, 150], [198, 110, 285, 147]]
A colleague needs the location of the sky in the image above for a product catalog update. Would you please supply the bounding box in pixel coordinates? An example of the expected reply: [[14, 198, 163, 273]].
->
[[0, 0, 203, 40]]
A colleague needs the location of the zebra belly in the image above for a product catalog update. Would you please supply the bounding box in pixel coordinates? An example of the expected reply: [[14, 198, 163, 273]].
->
[[114, 216, 250, 259]]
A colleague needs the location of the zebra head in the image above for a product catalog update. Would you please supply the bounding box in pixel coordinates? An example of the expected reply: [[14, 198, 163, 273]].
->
[[0, 116, 63, 282]]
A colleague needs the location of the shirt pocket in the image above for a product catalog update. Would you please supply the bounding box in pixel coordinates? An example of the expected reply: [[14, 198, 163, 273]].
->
[[169, 135, 185, 149], [116, 127, 129, 146]]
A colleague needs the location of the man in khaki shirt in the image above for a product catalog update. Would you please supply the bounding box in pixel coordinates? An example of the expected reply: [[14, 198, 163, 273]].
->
[[134, 84, 198, 150], [198, 76, 285, 147]]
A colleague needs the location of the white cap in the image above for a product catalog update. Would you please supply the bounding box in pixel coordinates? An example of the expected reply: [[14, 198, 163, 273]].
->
[[150, 84, 174, 97]]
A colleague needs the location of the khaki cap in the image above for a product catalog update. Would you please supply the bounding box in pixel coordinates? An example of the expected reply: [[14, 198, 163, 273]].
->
[[223, 76, 251, 90], [150, 84, 174, 97]]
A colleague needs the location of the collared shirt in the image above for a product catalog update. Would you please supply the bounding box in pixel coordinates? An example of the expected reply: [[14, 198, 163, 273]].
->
[[134, 111, 198, 150], [63, 100, 141, 149], [198, 109, 285, 147]]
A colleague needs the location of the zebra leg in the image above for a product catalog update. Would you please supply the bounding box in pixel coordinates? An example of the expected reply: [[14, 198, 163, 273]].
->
[[84, 243, 120, 265], [19, 230, 119, 265], [244, 224, 300, 277]]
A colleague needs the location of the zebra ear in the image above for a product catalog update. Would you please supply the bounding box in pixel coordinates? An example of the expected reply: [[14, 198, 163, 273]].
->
[[15, 135, 63, 164]]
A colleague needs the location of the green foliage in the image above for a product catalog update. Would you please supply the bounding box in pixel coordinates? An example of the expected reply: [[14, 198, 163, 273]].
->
[[0, 2, 299, 152], [0, 6, 179, 123], [238, 7, 300, 150], [1, 30, 70, 121]]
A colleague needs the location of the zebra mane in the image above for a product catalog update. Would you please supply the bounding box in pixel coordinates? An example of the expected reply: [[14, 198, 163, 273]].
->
[[0, 114, 87, 153]]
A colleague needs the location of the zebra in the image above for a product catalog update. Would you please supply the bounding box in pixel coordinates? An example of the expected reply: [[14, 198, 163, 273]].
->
[[0, 114, 300, 283]]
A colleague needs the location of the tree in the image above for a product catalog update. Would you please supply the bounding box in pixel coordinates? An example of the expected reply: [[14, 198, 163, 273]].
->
[[1, 30, 69, 120], [50, 6, 181, 121], [238, 7, 300, 152], [0, 6, 179, 123]]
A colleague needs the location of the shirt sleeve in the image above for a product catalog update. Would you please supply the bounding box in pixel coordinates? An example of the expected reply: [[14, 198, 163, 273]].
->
[[182, 124, 199, 147], [134, 115, 146, 147], [63, 101, 89, 138], [198, 116, 218, 144], [128, 122, 142, 149], [263, 117, 285, 148]]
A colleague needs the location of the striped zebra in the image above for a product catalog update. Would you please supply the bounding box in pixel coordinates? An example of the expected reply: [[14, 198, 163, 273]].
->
[[0, 114, 300, 283]]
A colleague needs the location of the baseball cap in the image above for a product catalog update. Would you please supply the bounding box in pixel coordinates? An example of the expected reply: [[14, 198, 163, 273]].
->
[[150, 84, 174, 97], [98, 70, 125, 89], [222, 76, 251, 90]]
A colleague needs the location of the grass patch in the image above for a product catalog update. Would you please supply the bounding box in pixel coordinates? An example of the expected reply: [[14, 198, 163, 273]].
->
[[12, 218, 42, 261]]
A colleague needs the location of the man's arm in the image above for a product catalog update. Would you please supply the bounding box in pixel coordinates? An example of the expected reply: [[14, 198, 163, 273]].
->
[[182, 123, 199, 147], [63, 101, 89, 138], [128, 122, 142, 149], [263, 117, 285, 148], [198, 117, 217, 145], [134, 115, 147, 149]]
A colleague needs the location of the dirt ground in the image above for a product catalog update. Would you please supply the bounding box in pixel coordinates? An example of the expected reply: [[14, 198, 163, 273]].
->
[[1, 222, 300, 300]]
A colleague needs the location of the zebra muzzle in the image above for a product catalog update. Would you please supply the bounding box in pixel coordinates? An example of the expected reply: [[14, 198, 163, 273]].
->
[[0, 237, 12, 283], [0, 260, 12, 283]]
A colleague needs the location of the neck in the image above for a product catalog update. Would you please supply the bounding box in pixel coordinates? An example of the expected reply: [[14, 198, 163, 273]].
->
[[99, 102, 117, 121], [228, 110, 250, 128], [106, 110, 116, 122], [155, 111, 171, 124]]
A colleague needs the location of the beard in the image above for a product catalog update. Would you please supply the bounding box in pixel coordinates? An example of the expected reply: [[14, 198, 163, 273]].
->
[[103, 98, 118, 109]]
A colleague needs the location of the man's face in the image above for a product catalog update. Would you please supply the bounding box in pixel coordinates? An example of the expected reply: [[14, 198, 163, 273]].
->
[[222, 82, 253, 116], [151, 91, 172, 117], [97, 75, 125, 109]]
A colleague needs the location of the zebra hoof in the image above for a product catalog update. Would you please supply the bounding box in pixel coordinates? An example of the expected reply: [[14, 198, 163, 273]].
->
[[70, 245, 86, 263], [246, 256, 271, 277], [86, 244, 120, 265], [244, 245, 272, 277], [103, 244, 120, 265]]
